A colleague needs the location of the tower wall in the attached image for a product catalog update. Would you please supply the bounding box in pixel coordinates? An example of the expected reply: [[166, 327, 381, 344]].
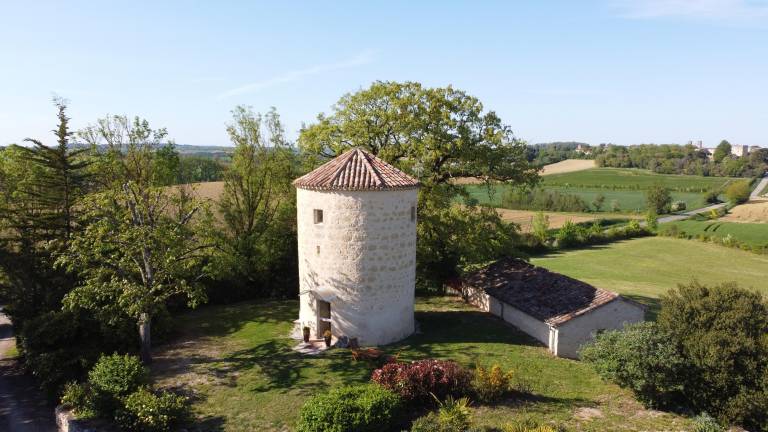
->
[[296, 187, 418, 346]]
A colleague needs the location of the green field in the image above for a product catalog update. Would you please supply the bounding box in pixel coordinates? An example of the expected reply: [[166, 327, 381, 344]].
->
[[541, 168, 731, 191], [152, 297, 692, 431], [532, 237, 768, 319], [465, 168, 733, 214], [663, 219, 768, 249]]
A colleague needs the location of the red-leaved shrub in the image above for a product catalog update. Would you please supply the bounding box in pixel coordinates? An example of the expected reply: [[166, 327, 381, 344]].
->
[[371, 359, 472, 404]]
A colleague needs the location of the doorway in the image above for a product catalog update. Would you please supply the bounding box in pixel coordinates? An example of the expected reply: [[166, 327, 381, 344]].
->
[[316, 299, 331, 338]]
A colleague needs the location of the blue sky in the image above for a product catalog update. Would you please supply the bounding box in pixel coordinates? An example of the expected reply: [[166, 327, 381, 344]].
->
[[1, 0, 767, 147]]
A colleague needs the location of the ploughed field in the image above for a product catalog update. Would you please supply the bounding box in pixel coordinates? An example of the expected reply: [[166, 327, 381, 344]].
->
[[151, 296, 692, 431], [532, 236, 768, 319], [465, 168, 734, 214]]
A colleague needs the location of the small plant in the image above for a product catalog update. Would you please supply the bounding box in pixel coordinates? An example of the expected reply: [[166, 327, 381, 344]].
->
[[323, 329, 332, 347], [472, 364, 514, 402], [296, 384, 402, 432], [502, 418, 560, 432], [644, 211, 658, 230], [302, 326, 310, 343], [114, 387, 189, 432], [434, 394, 472, 428]]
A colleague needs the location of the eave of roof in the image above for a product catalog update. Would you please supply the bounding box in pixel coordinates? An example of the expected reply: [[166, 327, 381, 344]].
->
[[463, 257, 634, 327]]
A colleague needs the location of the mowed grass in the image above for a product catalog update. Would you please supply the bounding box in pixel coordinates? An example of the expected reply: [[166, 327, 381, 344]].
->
[[664, 219, 768, 248], [532, 237, 768, 319], [152, 297, 692, 431], [465, 168, 733, 213]]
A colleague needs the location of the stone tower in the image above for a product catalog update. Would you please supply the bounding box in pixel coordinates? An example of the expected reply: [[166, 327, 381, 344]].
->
[[293, 148, 420, 346]]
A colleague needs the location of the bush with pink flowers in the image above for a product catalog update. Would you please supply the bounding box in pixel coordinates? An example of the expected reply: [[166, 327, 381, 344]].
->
[[371, 359, 472, 405]]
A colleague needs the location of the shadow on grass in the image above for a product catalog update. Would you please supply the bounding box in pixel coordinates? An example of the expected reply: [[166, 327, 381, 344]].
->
[[622, 294, 661, 321]]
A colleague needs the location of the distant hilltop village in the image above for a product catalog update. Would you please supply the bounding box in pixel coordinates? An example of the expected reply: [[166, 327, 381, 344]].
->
[[687, 140, 761, 159]]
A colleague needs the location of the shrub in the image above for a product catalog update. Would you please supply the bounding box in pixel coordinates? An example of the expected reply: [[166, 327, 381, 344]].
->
[[501, 188, 588, 213], [704, 189, 721, 204], [644, 211, 658, 230], [580, 322, 685, 409], [60, 381, 97, 419], [114, 387, 189, 432], [645, 184, 672, 214], [18, 310, 134, 397], [472, 364, 514, 402], [724, 180, 751, 204], [670, 201, 686, 212], [410, 395, 475, 432], [296, 384, 402, 432], [658, 281, 768, 429], [554, 220, 580, 248], [88, 353, 147, 414], [371, 359, 472, 405], [691, 413, 724, 432]]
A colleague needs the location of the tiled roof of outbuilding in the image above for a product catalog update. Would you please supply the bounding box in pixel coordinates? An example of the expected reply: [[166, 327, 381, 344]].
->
[[463, 257, 635, 326], [293, 148, 420, 191]]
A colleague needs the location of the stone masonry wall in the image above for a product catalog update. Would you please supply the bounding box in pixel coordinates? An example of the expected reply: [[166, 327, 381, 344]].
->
[[296, 187, 418, 346]]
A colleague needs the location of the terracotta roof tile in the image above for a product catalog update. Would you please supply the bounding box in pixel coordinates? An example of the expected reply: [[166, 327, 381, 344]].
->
[[463, 257, 624, 326], [293, 148, 420, 191]]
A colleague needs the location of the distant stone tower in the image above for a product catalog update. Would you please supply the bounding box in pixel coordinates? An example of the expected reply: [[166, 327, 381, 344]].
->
[[293, 148, 420, 346]]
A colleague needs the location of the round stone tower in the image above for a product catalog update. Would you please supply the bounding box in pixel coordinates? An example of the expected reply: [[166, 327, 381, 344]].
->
[[293, 148, 420, 346]]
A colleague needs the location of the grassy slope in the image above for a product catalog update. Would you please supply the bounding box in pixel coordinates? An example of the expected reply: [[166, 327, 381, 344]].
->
[[665, 220, 768, 248], [465, 168, 731, 213], [532, 237, 768, 319], [152, 297, 691, 431]]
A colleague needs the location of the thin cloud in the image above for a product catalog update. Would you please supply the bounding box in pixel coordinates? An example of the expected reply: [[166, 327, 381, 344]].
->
[[610, 0, 768, 21], [217, 50, 375, 100]]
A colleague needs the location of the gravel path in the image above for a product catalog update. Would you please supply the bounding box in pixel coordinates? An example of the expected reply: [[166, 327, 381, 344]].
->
[[750, 176, 768, 200], [0, 310, 56, 432]]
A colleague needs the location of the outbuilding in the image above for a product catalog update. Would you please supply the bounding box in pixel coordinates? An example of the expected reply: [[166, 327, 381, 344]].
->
[[458, 257, 645, 358]]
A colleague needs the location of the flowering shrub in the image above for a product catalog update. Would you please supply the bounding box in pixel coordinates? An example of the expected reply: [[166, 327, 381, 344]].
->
[[371, 359, 472, 404], [472, 364, 514, 402]]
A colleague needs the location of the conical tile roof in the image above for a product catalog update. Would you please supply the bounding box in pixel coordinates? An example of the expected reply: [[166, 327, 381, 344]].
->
[[293, 148, 420, 191]]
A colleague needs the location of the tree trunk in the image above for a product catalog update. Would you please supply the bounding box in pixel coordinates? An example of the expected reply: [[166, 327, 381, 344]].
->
[[139, 313, 152, 364]]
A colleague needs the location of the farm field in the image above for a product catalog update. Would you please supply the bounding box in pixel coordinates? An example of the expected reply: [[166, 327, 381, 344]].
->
[[152, 297, 693, 432], [532, 237, 768, 319], [453, 158, 596, 184], [663, 219, 768, 248], [494, 208, 637, 231], [466, 168, 733, 214], [720, 199, 768, 223]]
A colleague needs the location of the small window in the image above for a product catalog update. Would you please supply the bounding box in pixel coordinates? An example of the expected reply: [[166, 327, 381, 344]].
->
[[313, 209, 324, 224], [410, 206, 416, 222]]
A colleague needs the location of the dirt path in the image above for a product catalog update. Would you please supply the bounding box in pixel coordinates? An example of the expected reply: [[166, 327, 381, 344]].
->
[[0, 310, 56, 432]]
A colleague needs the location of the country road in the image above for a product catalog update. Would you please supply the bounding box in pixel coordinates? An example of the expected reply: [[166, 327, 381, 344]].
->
[[0, 310, 56, 432], [750, 176, 768, 200], [657, 202, 728, 224]]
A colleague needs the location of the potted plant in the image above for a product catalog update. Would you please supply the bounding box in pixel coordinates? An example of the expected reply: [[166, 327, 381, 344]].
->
[[323, 329, 332, 347], [302, 326, 310, 343]]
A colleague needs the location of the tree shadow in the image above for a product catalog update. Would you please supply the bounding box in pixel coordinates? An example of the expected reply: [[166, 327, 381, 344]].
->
[[622, 294, 661, 321]]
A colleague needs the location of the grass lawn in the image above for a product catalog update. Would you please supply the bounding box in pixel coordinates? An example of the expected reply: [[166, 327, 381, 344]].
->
[[464, 168, 733, 214], [663, 219, 768, 249], [152, 297, 692, 432], [532, 237, 768, 319]]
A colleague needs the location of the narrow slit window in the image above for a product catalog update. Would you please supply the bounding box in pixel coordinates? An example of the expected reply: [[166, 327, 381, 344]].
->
[[316, 245, 320, 255], [313, 209, 324, 224], [410, 206, 416, 222]]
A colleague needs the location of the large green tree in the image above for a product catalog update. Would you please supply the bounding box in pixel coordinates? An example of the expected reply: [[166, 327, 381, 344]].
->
[[713, 140, 732, 163], [213, 106, 297, 297], [61, 116, 212, 363], [299, 81, 537, 286], [0, 99, 89, 326]]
